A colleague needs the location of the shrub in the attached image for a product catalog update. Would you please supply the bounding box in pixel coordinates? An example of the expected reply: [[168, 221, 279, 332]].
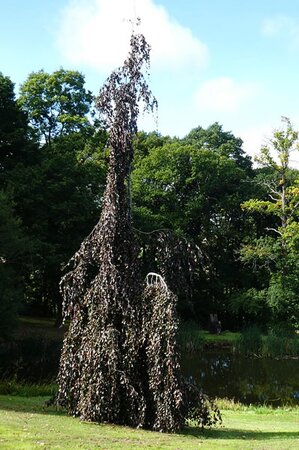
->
[[179, 329, 204, 353], [237, 326, 262, 356], [0, 380, 57, 396]]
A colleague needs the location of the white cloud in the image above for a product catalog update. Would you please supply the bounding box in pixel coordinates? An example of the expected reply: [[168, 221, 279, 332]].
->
[[262, 15, 299, 49], [238, 124, 273, 160], [194, 77, 258, 114], [239, 119, 299, 169], [56, 0, 208, 73], [262, 16, 292, 36]]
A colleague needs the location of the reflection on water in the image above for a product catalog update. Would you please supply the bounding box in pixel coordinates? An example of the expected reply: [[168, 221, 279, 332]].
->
[[181, 350, 299, 406]]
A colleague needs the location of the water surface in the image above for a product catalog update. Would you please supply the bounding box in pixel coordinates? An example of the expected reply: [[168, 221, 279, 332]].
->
[[181, 350, 299, 406]]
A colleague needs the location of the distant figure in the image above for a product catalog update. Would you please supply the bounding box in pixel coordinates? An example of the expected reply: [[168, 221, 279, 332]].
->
[[209, 314, 222, 334]]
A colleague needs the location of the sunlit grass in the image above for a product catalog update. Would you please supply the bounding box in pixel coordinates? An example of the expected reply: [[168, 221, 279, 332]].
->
[[179, 327, 240, 352], [0, 396, 299, 449], [198, 330, 241, 342]]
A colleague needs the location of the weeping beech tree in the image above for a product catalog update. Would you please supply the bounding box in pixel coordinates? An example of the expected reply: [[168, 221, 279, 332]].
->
[[55, 33, 220, 431]]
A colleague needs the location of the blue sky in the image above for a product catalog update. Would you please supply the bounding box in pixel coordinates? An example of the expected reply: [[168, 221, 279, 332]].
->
[[2, 0, 299, 163]]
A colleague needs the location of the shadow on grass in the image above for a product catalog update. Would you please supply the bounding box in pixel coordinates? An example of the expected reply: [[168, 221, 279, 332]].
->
[[0, 395, 64, 417], [182, 426, 299, 441]]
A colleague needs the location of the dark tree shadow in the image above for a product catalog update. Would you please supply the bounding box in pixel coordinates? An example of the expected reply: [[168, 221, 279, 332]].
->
[[181, 425, 299, 441], [0, 396, 64, 417]]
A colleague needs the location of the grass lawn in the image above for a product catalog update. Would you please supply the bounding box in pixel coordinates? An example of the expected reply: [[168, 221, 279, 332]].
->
[[197, 330, 240, 343], [179, 328, 241, 352], [0, 396, 298, 449]]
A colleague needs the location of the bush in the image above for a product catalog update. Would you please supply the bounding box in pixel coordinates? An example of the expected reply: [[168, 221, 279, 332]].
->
[[262, 333, 287, 358], [262, 329, 299, 358], [179, 322, 204, 353], [237, 326, 262, 356], [237, 326, 299, 358], [0, 380, 57, 396]]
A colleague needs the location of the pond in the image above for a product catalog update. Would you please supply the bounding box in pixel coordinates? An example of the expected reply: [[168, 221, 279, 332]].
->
[[181, 350, 299, 406], [1, 338, 299, 407]]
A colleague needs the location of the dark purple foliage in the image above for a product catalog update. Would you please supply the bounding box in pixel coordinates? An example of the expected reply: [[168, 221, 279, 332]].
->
[[55, 33, 221, 432]]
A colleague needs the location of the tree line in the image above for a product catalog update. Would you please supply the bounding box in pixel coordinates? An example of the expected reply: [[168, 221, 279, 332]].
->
[[1, 69, 298, 338]]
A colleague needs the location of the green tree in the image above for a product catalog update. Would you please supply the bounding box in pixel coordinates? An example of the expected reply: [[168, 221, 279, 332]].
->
[[183, 122, 252, 171], [18, 69, 94, 145], [12, 69, 106, 324], [0, 73, 30, 172], [241, 118, 299, 328], [0, 74, 37, 336], [8, 131, 106, 323], [0, 191, 28, 339], [132, 132, 254, 325]]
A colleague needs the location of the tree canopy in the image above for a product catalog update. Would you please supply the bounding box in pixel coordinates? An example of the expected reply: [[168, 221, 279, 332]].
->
[[240, 118, 299, 328], [0, 73, 30, 171], [18, 69, 94, 145]]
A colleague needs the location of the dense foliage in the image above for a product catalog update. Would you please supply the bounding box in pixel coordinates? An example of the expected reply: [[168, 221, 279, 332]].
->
[[0, 191, 27, 338], [240, 118, 299, 328], [1, 48, 299, 338], [18, 69, 94, 144], [132, 136, 255, 324]]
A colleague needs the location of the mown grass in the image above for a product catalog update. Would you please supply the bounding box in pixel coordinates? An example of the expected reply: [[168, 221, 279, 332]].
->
[[198, 330, 240, 343], [0, 395, 298, 449], [179, 328, 240, 352]]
